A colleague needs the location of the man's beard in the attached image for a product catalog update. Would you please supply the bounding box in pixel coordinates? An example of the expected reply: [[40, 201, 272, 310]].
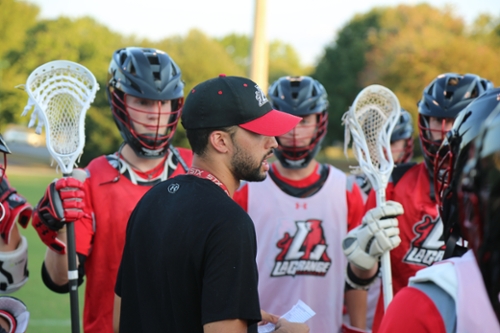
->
[[231, 143, 269, 182]]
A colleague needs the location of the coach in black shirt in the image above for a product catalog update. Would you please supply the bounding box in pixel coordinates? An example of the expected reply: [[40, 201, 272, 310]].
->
[[114, 75, 308, 333]]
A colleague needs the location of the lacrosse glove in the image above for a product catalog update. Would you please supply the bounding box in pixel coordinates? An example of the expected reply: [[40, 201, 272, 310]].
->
[[342, 201, 403, 270], [32, 176, 87, 254]]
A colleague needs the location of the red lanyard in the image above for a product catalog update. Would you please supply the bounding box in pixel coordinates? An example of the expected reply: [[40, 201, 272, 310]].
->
[[187, 167, 230, 196]]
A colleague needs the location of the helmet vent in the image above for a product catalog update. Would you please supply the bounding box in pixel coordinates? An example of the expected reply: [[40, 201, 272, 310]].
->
[[170, 63, 178, 77], [147, 55, 159, 65], [311, 86, 318, 97], [470, 87, 479, 98]]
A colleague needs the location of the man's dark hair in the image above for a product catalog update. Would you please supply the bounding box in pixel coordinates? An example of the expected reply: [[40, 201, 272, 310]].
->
[[186, 126, 236, 156]]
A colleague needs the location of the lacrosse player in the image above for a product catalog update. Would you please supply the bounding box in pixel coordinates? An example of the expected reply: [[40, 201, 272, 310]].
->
[[232, 76, 368, 332], [115, 75, 306, 332], [0, 135, 32, 295], [343, 109, 414, 331], [342, 73, 493, 332], [378, 87, 500, 333], [31, 47, 192, 333]]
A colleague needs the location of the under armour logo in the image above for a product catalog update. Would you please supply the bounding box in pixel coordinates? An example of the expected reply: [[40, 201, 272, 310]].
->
[[295, 203, 307, 209], [168, 183, 180, 193]]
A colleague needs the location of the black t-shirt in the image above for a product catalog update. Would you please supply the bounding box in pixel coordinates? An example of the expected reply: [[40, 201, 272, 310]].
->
[[116, 175, 261, 332]]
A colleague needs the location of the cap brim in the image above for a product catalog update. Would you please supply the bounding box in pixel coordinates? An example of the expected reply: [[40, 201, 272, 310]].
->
[[239, 110, 301, 136]]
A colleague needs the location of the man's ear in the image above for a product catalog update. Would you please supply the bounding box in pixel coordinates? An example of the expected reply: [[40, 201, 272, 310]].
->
[[208, 130, 233, 154]]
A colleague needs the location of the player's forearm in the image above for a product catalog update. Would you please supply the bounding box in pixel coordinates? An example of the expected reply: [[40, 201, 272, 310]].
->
[[44, 228, 78, 285], [345, 289, 367, 329], [0, 224, 20, 252]]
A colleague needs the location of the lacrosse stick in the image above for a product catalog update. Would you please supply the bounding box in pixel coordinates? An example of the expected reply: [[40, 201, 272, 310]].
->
[[18, 60, 98, 333], [343, 84, 400, 309]]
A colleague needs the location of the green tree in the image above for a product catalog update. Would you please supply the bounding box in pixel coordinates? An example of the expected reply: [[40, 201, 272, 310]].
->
[[312, 9, 383, 145], [313, 4, 500, 147], [0, 0, 40, 125], [5, 16, 133, 164]]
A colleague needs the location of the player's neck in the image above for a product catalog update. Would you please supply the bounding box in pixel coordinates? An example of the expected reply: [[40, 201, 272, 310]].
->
[[191, 155, 239, 198], [273, 159, 319, 181], [120, 144, 166, 172]]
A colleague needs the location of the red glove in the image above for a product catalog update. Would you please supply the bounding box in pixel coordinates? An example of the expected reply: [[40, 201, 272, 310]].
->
[[32, 177, 87, 254], [0, 177, 32, 244]]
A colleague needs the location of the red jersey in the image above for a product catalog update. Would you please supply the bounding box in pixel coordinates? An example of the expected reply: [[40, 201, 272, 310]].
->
[[75, 148, 192, 333], [365, 162, 445, 332], [377, 287, 446, 333]]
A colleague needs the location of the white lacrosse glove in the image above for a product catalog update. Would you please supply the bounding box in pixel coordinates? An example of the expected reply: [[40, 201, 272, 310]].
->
[[342, 201, 403, 270]]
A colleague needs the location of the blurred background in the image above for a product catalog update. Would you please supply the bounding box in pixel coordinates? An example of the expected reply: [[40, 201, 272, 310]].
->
[[1, 0, 500, 331]]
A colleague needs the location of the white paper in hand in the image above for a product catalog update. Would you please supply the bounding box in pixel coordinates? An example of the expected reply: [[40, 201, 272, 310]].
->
[[258, 300, 316, 333]]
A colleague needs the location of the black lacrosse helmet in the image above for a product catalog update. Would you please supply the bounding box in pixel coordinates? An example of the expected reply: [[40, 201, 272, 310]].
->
[[268, 76, 329, 169], [391, 109, 414, 164], [434, 88, 500, 258], [107, 47, 184, 158], [0, 135, 10, 181], [457, 93, 500, 323], [417, 73, 492, 177]]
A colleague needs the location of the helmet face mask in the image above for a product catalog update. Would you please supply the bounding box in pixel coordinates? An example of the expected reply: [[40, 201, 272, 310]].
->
[[276, 112, 328, 168], [268, 76, 329, 169], [107, 47, 184, 158]]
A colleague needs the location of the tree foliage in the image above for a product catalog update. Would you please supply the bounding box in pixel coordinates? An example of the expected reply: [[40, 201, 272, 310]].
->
[[2, 1, 499, 164], [313, 4, 500, 146]]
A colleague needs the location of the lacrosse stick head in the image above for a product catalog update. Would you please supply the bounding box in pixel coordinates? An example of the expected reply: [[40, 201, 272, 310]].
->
[[107, 47, 184, 159], [268, 76, 329, 169], [343, 84, 401, 200], [21, 60, 99, 175], [417, 73, 493, 175]]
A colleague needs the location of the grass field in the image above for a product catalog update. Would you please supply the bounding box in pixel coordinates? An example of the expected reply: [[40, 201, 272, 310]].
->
[[7, 167, 85, 333]]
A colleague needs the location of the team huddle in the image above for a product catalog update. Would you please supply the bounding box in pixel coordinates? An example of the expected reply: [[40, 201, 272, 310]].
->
[[0, 46, 498, 333]]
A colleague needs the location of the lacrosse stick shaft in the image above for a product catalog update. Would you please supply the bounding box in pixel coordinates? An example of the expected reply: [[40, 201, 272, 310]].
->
[[64, 170, 85, 333], [375, 189, 393, 310]]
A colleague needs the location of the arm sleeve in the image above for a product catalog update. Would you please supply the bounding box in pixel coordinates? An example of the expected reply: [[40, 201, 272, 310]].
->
[[201, 213, 261, 327], [232, 183, 249, 212], [346, 182, 365, 231], [377, 287, 447, 333]]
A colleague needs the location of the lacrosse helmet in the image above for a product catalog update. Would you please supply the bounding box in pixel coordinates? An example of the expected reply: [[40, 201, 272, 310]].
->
[[268, 76, 328, 169], [107, 47, 184, 158], [0, 135, 10, 181], [417, 73, 492, 174], [391, 109, 414, 164], [434, 88, 500, 256], [457, 95, 500, 322]]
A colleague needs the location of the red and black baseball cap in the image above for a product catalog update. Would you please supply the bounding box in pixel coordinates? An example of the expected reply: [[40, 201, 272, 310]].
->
[[181, 75, 301, 136]]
